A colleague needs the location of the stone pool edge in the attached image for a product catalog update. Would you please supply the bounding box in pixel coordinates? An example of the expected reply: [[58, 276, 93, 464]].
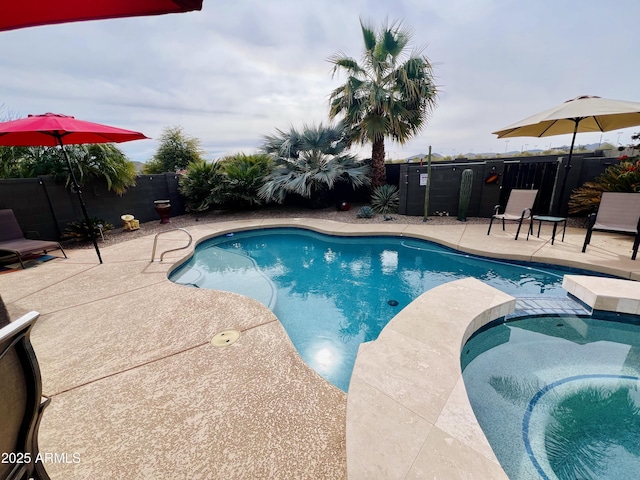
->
[[346, 278, 514, 480], [345, 274, 640, 480]]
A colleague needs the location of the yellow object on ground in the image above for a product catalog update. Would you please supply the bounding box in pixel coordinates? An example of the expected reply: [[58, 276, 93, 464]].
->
[[121, 214, 139, 231]]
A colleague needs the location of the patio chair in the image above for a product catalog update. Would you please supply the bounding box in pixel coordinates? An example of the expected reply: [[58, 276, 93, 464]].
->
[[487, 189, 538, 240], [582, 192, 640, 260], [0, 209, 66, 269], [0, 296, 50, 480]]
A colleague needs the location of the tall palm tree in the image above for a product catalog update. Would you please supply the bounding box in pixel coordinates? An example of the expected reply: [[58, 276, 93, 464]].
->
[[328, 18, 438, 187]]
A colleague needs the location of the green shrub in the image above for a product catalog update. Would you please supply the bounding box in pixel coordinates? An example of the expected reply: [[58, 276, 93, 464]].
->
[[569, 156, 640, 214], [0, 144, 136, 194], [63, 217, 113, 242], [217, 153, 272, 208], [370, 184, 399, 214], [356, 205, 375, 218], [178, 160, 225, 212], [143, 126, 204, 174]]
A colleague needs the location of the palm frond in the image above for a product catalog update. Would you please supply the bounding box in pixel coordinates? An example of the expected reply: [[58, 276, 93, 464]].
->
[[178, 159, 226, 212], [328, 55, 364, 78], [258, 123, 370, 204], [380, 25, 408, 60], [359, 18, 377, 53], [544, 387, 640, 479]]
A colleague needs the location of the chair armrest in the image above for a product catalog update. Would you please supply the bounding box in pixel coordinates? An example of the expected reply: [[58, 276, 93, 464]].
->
[[586, 212, 597, 230], [521, 207, 532, 219], [492, 204, 502, 215]]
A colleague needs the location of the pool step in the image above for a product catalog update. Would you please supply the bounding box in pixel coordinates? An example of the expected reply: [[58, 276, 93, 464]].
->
[[508, 296, 591, 319]]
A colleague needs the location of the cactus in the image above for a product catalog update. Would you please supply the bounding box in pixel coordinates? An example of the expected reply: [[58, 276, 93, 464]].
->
[[357, 205, 375, 219], [457, 169, 473, 221]]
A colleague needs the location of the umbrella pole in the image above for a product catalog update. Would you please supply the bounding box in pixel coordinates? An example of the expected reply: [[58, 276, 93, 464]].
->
[[56, 136, 103, 264], [554, 119, 580, 216]]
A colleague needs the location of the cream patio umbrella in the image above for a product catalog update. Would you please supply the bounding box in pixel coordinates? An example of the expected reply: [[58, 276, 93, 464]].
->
[[492, 95, 640, 214]]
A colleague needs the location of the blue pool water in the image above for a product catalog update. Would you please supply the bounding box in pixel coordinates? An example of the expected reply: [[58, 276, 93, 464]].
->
[[462, 313, 640, 479], [170, 228, 583, 392]]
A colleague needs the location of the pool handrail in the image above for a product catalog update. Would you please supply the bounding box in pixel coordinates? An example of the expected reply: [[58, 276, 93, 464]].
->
[[150, 228, 192, 262]]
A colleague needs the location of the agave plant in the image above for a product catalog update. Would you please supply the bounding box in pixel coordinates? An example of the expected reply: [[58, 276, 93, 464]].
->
[[370, 184, 399, 214], [258, 123, 370, 207], [62, 217, 113, 242], [356, 205, 375, 218]]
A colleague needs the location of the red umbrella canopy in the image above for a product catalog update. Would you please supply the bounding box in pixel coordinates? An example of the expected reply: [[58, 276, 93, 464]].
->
[[0, 113, 149, 146], [0, 0, 203, 32]]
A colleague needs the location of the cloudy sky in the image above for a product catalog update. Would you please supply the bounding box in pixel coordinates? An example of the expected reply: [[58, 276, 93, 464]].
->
[[2, 1, 640, 163]]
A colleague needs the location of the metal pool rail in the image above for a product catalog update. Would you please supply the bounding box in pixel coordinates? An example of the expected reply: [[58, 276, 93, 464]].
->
[[150, 228, 192, 262]]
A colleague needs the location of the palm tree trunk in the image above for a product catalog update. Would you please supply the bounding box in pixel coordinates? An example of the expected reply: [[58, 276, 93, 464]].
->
[[371, 138, 386, 188]]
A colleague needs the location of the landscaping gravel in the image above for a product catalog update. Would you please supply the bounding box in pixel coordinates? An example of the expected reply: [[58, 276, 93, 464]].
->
[[64, 203, 588, 250]]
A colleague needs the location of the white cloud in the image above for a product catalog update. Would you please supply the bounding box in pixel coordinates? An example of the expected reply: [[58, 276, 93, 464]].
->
[[1, 0, 640, 163]]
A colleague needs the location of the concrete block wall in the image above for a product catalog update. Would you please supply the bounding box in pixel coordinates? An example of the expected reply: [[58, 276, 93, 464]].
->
[[0, 174, 185, 241]]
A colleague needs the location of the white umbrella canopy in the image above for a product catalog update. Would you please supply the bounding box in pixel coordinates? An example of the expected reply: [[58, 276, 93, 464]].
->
[[493, 95, 640, 215], [493, 95, 640, 138]]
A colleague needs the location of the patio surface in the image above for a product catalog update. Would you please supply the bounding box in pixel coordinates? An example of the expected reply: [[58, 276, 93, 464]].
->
[[1, 216, 640, 479]]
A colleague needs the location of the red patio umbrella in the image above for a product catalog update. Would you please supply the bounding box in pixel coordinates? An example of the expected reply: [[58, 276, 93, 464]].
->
[[0, 113, 149, 264], [0, 0, 203, 32]]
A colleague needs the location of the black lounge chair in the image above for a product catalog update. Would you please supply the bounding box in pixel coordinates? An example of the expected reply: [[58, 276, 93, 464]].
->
[[487, 189, 538, 240], [0, 296, 50, 480], [0, 209, 66, 268], [582, 192, 640, 260]]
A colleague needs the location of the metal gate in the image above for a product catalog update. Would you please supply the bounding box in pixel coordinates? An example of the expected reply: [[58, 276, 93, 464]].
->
[[499, 159, 560, 215]]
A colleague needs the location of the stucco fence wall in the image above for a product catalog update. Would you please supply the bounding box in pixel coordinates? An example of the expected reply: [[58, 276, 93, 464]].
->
[[0, 174, 184, 241], [1, 152, 612, 242]]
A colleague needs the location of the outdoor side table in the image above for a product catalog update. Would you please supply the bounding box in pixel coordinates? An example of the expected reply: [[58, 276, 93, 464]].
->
[[528, 215, 567, 245]]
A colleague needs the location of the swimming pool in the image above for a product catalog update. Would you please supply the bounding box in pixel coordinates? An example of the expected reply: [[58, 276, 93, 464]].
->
[[462, 312, 640, 479], [169, 227, 589, 392]]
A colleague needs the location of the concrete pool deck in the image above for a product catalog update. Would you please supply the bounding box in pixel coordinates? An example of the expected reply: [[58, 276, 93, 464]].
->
[[1, 217, 639, 479]]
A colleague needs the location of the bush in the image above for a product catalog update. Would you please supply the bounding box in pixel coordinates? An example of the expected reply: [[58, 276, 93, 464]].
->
[[0, 144, 137, 194], [217, 153, 272, 208], [179, 154, 272, 212], [569, 156, 640, 214], [63, 217, 113, 242], [356, 205, 375, 218], [143, 126, 204, 174], [370, 184, 399, 214], [178, 160, 225, 212]]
